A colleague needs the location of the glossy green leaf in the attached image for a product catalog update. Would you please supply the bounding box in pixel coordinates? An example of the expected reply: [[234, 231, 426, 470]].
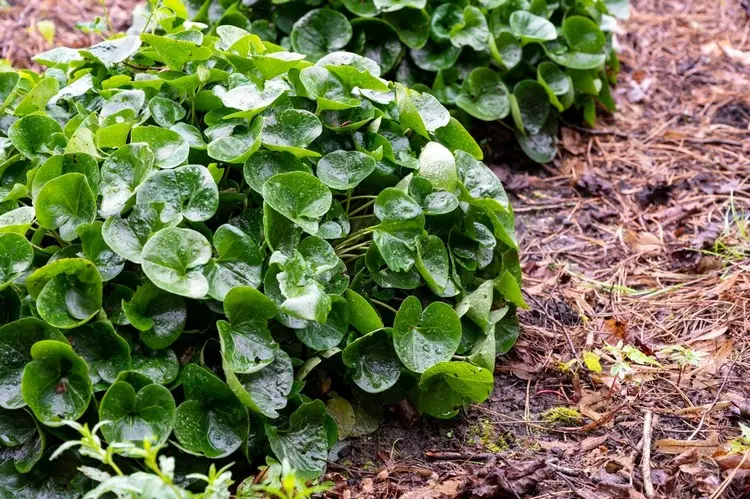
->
[[372, 188, 425, 272], [563, 16, 606, 54], [8, 114, 62, 159], [122, 281, 186, 350], [174, 364, 248, 458], [262, 172, 331, 235], [22, 340, 91, 426], [456, 67, 510, 121], [417, 361, 493, 418], [511, 80, 550, 135], [434, 118, 483, 160], [317, 150, 376, 190], [342, 329, 401, 393], [141, 227, 211, 299], [99, 379, 175, 446], [207, 116, 263, 164], [31, 153, 100, 201], [81, 35, 141, 67], [265, 400, 328, 480], [65, 321, 130, 391], [509, 11, 557, 42], [0, 234, 32, 290], [26, 259, 103, 329], [345, 289, 383, 335], [76, 221, 125, 281], [99, 143, 155, 217], [136, 165, 218, 222], [221, 79, 287, 119], [243, 150, 308, 194], [291, 9, 353, 61], [0, 319, 66, 409], [261, 109, 323, 157], [102, 203, 183, 264], [449, 6, 489, 51], [131, 126, 189, 169], [35, 173, 96, 241], [0, 408, 44, 473], [224, 350, 293, 418], [205, 224, 264, 301], [393, 296, 461, 373], [141, 33, 212, 70]]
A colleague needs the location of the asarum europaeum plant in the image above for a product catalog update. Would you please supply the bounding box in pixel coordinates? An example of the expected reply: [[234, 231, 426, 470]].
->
[[142, 0, 630, 162], [0, 23, 523, 491]]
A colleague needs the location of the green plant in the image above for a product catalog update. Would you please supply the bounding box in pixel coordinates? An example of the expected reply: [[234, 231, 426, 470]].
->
[[50, 420, 235, 498], [237, 459, 333, 498], [0, 15, 522, 493], [143, 0, 630, 162]]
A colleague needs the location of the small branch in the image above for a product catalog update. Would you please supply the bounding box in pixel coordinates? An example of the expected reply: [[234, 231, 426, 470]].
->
[[642, 410, 655, 498], [424, 451, 496, 461]]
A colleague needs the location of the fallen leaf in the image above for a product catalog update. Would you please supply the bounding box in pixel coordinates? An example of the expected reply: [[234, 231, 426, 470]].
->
[[624, 229, 662, 255], [601, 318, 628, 345], [579, 433, 610, 453], [656, 432, 721, 456], [715, 452, 750, 470], [401, 478, 467, 499]]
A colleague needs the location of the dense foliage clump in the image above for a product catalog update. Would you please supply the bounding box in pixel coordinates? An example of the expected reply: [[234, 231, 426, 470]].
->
[[162, 0, 629, 162], [0, 10, 522, 493]]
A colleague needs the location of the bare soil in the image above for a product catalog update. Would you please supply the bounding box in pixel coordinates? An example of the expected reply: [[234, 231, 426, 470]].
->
[[2, 1, 749, 497]]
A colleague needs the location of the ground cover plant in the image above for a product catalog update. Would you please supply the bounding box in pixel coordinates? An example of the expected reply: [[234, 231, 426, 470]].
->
[[162, 0, 630, 162], [0, 8, 522, 494]]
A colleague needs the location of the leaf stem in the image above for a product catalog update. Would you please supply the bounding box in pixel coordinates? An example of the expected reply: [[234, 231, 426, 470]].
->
[[369, 299, 398, 315], [348, 199, 376, 217], [336, 239, 371, 255], [334, 227, 375, 251]]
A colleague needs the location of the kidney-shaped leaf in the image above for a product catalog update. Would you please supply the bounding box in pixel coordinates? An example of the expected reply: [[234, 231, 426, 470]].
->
[[99, 376, 175, 446], [243, 150, 309, 194], [66, 321, 130, 391], [342, 328, 401, 393], [456, 67, 510, 121], [35, 173, 96, 241], [372, 188, 425, 272], [224, 350, 293, 418], [8, 114, 62, 159], [102, 203, 183, 264], [22, 340, 92, 426], [291, 9, 353, 61], [317, 150, 376, 190], [265, 400, 328, 481], [262, 172, 332, 235], [417, 361, 493, 419], [393, 296, 461, 373], [173, 364, 248, 458], [26, 258, 103, 329], [261, 109, 323, 157], [0, 319, 66, 409], [131, 126, 189, 169], [122, 281, 186, 350], [0, 233, 33, 290], [510, 11, 557, 42], [99, 143, 156, 217], [136, 164, 218, 222], [141, 227, 211, 299], [205, 224, 264, 301]]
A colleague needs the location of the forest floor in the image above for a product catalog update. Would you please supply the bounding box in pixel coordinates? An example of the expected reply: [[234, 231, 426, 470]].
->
[[2, 0, 750, 498]]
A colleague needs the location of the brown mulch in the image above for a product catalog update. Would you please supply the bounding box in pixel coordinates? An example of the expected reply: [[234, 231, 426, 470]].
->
[[0, 0, 133, 69], [3, 0, 750, 497]]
